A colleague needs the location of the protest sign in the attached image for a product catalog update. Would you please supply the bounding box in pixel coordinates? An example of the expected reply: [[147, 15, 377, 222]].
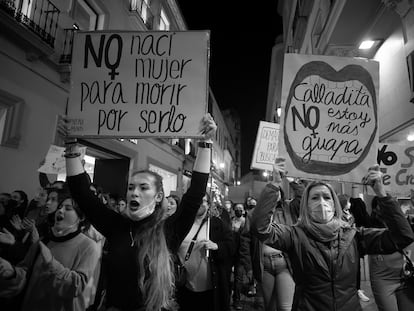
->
[[68, 31, 209, 138], [279, 54, 379, 183], [38, 145, 86, 175], [251, 121, 279, 171], [377, 142, 414, 198]]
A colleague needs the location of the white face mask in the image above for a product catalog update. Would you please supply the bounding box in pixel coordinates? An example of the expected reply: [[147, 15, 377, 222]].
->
[[124, 200, 156, 221], [309, 200, 334, 224], [52, 221, 79, 237]]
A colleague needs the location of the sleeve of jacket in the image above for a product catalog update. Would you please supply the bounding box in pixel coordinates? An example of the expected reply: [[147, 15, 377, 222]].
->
[[359, 195, 414, 255], [239, 212, 252, 272], [40, 240, 100, 298], [0, 242, 40, 297], [165, 172, 209, 251], [350, 197, 371, 227], [67, 172, 122, 237], [251, 183, 294, 252]]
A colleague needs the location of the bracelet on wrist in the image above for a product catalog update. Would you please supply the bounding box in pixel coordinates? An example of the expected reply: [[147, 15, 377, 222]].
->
[[64, 152, 81, 158], [198, 141, 212, 149]]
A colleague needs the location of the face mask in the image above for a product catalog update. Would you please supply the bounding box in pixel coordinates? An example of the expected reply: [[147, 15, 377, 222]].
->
[[125, 200, 156, 221], [309, 200, 334, 223], [52, 221, 79, 237], [235, 210, 243, 218]]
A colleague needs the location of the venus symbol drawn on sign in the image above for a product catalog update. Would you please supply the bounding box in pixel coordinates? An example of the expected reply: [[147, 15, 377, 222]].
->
[[283, 61, 378, 175]]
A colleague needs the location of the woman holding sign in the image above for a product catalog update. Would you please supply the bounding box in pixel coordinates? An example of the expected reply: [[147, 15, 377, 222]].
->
[[63, 114, 216, 311], [252, 160, 414, 311]]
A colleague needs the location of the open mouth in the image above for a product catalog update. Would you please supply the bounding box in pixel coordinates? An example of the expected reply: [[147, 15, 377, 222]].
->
[[56, 214, 64, 222], [129, 200, 140, 211]]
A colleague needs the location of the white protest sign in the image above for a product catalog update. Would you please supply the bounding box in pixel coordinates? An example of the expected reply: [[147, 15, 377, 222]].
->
[[251, 121, 279, 171], [68, 31, 209, 138], [279, 54, 379, 183], [377, 143, 414, 198], [38, 145, 86, 174]]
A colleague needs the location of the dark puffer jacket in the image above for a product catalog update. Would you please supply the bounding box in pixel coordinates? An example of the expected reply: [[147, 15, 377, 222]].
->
[[252, 183, 414, 311]]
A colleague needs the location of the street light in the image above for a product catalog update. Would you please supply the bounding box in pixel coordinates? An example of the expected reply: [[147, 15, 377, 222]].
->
[[359, 40, 375, 50], [236, 181, 241, 186]]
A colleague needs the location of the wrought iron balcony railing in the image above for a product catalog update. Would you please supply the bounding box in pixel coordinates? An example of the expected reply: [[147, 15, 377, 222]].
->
[[0, 0, 60, 48]]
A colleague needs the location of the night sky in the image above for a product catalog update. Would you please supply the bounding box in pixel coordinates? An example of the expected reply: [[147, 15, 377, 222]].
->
[[177, 0, 283, 175]]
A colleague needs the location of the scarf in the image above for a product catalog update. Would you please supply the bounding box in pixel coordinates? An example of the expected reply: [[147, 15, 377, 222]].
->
[[303, 218, 346, 243]]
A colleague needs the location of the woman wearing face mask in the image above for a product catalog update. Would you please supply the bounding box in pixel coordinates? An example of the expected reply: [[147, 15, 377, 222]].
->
[[0, 195, 100, 311], [252, 162, 414, 311], [63, 114, 216, 311]]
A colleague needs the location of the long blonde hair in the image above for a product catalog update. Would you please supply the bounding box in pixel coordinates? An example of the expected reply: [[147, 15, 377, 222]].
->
[[132, 170, 176, 311]]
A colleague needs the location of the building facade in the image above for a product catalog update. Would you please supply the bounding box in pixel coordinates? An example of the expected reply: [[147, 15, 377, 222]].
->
[[267, 0, 414, 144], [0, 0, 239, 199]]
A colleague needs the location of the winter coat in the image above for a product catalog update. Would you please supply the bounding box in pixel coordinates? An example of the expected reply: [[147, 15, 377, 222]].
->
[[252, 183, 414, 311]]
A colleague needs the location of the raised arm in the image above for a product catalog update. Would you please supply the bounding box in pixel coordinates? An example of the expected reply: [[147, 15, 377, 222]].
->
[[165, 114, 216, 250], [36, 241, 99, 298], [251, 160, 293, 252], [359, 165, 414, 254]]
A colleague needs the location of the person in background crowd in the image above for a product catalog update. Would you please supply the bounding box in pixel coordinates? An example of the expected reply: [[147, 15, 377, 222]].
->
[[239, 202, 264, 309], [338, 193, 370, 303], [64, 114, 216, 311], [367, 195, 414, 311], [166, 194, 180, 218], [287, 180, 305, 224], [10, 191, 28, 219], [245, 197, 257, 215], [176, 193, 234, 311], [252, 160, 414, 311], [224, 199, 235, 219], [231, 203, 246, 310], [0, 193, 100, 311], [0, 194, 11, 210], [255, 174, 295, 311], [117, 197, 127, 215]]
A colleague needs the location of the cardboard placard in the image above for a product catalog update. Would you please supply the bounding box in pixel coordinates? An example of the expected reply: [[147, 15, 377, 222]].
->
[[68, 31, 209, 138], [279, 54, 379, 183], [377, 142, 414, 198], [38, 145, 86, 174], [251, 121, 279, 171]]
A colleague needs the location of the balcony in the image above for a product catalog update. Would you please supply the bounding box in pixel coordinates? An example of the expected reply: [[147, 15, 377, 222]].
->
[[130, 0, 154, 29], [0, 0, 60, 49]]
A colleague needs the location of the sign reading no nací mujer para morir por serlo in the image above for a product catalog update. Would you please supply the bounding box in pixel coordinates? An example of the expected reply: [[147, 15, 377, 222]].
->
[[67, 31, 210, 138]]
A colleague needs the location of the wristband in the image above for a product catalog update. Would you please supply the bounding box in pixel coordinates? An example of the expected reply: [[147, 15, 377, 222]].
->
[[198, 141, 212, 149], [64, 152, 81, 158]]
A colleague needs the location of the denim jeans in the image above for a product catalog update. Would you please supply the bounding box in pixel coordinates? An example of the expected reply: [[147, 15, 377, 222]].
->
[[260, 253, 294, 311], [369, 253, 414, 311]]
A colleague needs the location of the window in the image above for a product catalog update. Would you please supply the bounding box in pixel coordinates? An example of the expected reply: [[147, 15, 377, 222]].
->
[[72, 0, 102, 30], [130, 0, 153, 28], [159, 8, 170, 30], [0, 89, 24, 148]]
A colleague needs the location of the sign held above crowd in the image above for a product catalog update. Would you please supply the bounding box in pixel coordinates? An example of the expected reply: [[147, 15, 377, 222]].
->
[[251, 121, 279, 171], [67, 31, 210, 138], [278, 54, 379, 183]]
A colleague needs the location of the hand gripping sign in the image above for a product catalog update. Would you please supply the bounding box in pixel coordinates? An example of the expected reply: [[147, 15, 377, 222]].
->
[[279, 54, 379, 183]]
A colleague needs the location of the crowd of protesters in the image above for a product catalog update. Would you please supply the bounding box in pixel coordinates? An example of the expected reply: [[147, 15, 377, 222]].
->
[[1, 113, 414, 311]]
